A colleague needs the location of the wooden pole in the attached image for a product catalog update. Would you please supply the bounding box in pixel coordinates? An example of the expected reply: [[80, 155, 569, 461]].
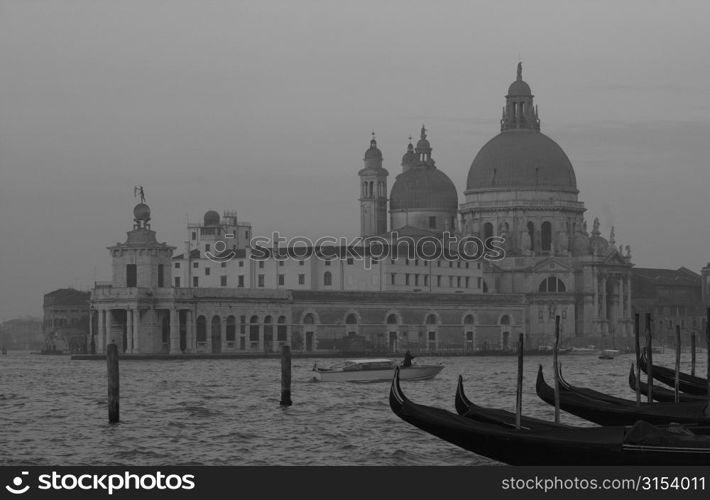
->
[[107, 343, 119, 423], [553, 315, 560, 424], [706, 308, 710, 397], [691, 332, 696, 377], [673, 325, 680, 403], [280, 345, 292, 406], [634, 313, 641, 406], [515, 333, 524, 430], [646, 313, 653, 403]]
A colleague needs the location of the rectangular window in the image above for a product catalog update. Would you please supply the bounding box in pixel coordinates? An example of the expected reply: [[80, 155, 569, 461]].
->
[[193, 276, 199, 287], [347, 257, 354, 265], [405, 274, 410, 285], [477, 277, 482, 288], [220, 275, 227, 286], [414, 274, 419, 286], [457, 276, 461, 288], [239, 261, 244, 268], [174, 277, 181, 288], [391, 273, 396, 285], [205, 244, 210, 252], [449, 276, 454, 288], [325, 260, 331, 266], [437, 276, 442, 287], [465, 277, 470, 288], [126, 264, 137, 287], [428, 216, 436, 229], [278, 274, 285, 286], [193, 262, 199, 268], [299, 260, 305, 266], [221, 262, 227, 268], [258, 274, 264, 287], [238, 275, 245, 288], [449, 262, 453, 268], [157, 264, 164, 287], [191, 231, 197, 240], [279, 260, 285, 267], [465, 262, 469, 269], [298, 274, 305, 285], [174, 262, 181, 269], [259, 261, 264, 269], [424, 275, 428, 286], [205, 267, 211, 276]]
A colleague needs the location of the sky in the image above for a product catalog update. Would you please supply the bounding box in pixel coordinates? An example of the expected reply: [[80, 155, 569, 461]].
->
[[1, 0, 709, 320]]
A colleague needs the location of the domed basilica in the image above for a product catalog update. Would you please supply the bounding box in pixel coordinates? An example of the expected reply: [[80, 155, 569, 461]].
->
[[359, 63, 633, 339]]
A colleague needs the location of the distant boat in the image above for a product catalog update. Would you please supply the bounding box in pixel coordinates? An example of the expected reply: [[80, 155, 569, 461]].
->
[[312, 358, 443, 383], [598, 349, 620, 360], [567, 346, 597, 355]]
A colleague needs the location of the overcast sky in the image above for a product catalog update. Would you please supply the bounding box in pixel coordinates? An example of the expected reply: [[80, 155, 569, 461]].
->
[[1, 0, 709, 320]]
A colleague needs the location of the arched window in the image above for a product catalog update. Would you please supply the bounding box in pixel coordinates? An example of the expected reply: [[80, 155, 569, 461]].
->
[[386, 313, 398, 325], [426, 314, 438, 325], [303, 313, 315, 324], [500, 315, 511, 326], [527, 221, 535, 251], [541, 221, 552, 252], [538, 277, 566, 293], [196, 315, 206, 342], [483, 222, 493, 241], [464, 314, 475, 325], [345, 313, 358, 324], [249, 315, 260, 342], [226, 315, 236, 342], [277, 315, 288, 342], [323, 271, 332, 287]]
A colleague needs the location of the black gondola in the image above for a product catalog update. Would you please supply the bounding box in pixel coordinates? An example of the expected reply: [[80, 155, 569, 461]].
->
[[390, 367, 710, 465], [536, 365, 710, 426], [629, 363, 709, 403], [454, 375, 568, 430], [639, 351, 709, 396]]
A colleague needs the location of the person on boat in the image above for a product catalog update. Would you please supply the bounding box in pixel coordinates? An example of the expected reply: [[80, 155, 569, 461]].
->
[[401, 350, 415, 368]]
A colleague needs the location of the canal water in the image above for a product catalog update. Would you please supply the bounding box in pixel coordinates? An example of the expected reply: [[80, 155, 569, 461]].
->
[[0, 349, 703, 465]]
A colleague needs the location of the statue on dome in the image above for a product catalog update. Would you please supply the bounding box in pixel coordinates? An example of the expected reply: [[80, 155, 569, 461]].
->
[[625, 245, 632, 259], [609, 226, 615, 245], [592, 217, 600, 235], [517, 61, 522, 80], [134, 185, 146, 203]]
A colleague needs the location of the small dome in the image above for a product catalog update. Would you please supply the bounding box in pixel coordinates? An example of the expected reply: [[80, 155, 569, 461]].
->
[[466, 130, 577, 192], [390, 166, 458, 211], [133, 203, 151, 221], [508, 79, 531, 96], [364, 139, 383, 161], [401, 142, 415, 167], [204, 210, 220, 226]]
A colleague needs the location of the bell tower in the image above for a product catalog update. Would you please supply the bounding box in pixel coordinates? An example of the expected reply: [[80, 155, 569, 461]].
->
[[358, 133, 389, 237]]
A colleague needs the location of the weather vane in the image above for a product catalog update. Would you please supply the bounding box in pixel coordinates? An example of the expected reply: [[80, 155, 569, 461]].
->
[[134, 185, 146, 203]]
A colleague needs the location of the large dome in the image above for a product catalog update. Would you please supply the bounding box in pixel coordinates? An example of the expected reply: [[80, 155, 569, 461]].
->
[[466, 130, 577, 193], [390, 166, 458, 211]]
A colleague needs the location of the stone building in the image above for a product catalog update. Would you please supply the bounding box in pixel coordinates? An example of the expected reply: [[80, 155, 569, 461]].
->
[[43, 288, 90, 353]]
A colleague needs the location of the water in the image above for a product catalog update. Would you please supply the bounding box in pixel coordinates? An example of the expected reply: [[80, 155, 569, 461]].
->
[[0, 349, 703, 465]]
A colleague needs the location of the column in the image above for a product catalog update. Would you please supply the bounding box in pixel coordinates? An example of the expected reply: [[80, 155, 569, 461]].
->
[[626, 276, 632, 337], [600, 276, 607, 335], [132, 308, 140, 354], [97, 309, 105, 353], [170, 308, 180, 354], [126, 308, 133, 353], [592, 269, 598, 319], [106, 309, 113, 347], [617, 276, 624, 337], [222, 316, 228, 352]]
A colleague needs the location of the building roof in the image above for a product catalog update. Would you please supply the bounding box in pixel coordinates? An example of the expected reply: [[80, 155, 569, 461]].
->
[[390, 165, 458, 211], [44, 288, 91, 306], [466, 130, 577, 192]]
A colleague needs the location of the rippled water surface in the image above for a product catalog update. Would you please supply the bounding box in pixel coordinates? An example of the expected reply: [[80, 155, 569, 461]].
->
[[0, 350, 702, 465]]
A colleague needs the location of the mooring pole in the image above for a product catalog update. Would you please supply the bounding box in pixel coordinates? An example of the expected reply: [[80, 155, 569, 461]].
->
[[553, 315, 560, 424], [691, 332, 696, 377], [645, 313, 653, 403], [634, 313, 641, 406], [706, 308, 710, 397], [280, 345, 292, 406], [107, 343, 119, 424], [515, 333, 524, 430], [674, 325, 682, 403]]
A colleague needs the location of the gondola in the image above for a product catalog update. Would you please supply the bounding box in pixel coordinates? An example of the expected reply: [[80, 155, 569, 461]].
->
[[390, 367, 710, 465], [556, 364, 637, 406], [639, 351, 709, 396], [629, 363, 709, 403], [536, 365, 710, 426], [454, 375, 568, 430]]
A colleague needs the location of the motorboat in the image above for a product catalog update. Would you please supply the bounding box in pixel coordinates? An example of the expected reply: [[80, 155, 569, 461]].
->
[[312, 358, 443, 383]]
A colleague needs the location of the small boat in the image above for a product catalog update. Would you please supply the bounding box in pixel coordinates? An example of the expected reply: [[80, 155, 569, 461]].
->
[[629, 364, 709, 403], [567, 346, 597, 356], [639, 351, 709, 396], [312, 358, 443, 383], [598, 349, 620, 360], [536, 365, 710, 426], [390, 368, 710, 465]]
